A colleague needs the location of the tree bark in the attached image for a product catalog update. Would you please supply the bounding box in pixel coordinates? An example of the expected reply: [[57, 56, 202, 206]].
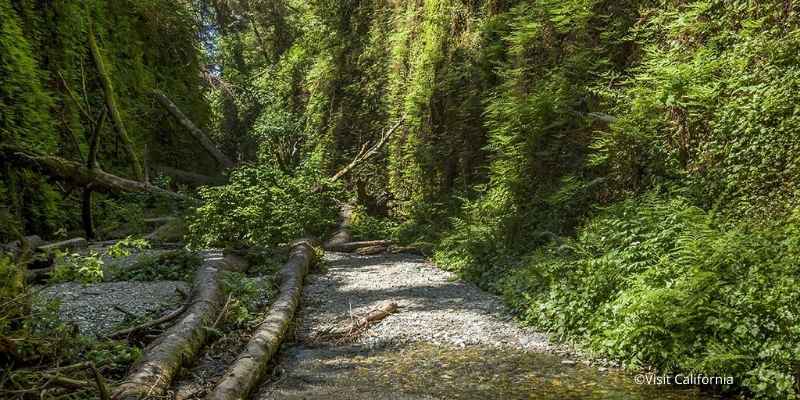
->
[[152, 90, 235, 169], [81, 188, 95, 239], [1, 145, 195, 202], [206, 241, 315, 400], [111, 253, 247, 400], [88, 22, 143, 181]]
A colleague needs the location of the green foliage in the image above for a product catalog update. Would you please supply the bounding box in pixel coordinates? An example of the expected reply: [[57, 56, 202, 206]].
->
[[113, 249, 201, 282], [592, 0, 800, 220], [349, 205, 397, 241], [1, 0, 209, 239], [0, 255, 24, 306], [0, 0, 55, 151], [50, 251, 105, 284], [221, 271, 277, 328], [106, 236, 150, 258], [188, 164, 342, 248], [494, 193, 800, 398]]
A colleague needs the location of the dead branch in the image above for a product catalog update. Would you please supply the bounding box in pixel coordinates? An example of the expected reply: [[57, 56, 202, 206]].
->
[[316, 302, 398, 343], [330, 118, 404, 182], [106, 301, 190, 339], [88, 362, 111, 400], [152, 90, 235, 169]]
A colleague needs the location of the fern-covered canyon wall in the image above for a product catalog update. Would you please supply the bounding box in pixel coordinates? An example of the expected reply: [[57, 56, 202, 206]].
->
[[3, 0, 800, 397]]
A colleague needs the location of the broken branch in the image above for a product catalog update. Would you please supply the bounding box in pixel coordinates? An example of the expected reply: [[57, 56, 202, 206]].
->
[[152, 90, 235, 169], [330, 118, 404, 182]]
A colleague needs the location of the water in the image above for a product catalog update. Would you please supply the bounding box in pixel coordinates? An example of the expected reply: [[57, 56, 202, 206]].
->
[[259, 342, 725, 399]]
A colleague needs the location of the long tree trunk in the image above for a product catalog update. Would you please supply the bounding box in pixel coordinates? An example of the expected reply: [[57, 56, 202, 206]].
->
[[88, 22, 143, 181], [152, 90, 235, 169], [112, 253, 247, 400], [81, 188, 94, 239], [206, 241, 315, 400], [1, 145, 194, 202]]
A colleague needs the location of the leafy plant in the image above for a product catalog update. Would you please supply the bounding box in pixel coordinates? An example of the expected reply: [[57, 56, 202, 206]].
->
[[113, 249, 201, 282], [106, 236, 151, 258], [50, 251, 105, 284], [187, 164, 342, 248]]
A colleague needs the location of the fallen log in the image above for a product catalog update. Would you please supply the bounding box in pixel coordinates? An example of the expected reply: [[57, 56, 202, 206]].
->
[[354, 245, 387, 255], [206, 240, 315, 400], [389, 245, 425, 256], [325, 240, 392, 252], [111, 253, 247, 400], [0, 145, 195, 203], [322, 205, 353, 250], [2, 235, 45, 253], [37, 238, 88, 253], [152, 90, 235, 170]]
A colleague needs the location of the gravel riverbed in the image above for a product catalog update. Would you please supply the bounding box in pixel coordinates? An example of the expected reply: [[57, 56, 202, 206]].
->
[[295, 252, 550, 350]]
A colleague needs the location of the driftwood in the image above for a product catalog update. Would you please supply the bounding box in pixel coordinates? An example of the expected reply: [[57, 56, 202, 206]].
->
[[88, 22, 143, 181], [111, 253, 247, 400], [330, 118, 404, 182], [152, 90, 235, 170], [332, 302, 397, 338], [206, 241, 315, 400], [312, 302, 398, 345], [0, 145, 194, 202], [326, 240, 392, 253]]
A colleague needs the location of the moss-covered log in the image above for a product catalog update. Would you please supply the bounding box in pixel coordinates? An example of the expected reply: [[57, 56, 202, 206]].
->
[[111, 253, 247, 400], [88, 22, 143, 181], [206, 241, 315, 400], [0, 145, 194, 202]]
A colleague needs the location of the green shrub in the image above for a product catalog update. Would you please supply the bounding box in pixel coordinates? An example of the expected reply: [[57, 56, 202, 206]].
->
[[497, 193, 800, 398], [114, 249, 201, 282], [50, 251, 105, 284], [187, 164, 342, 248], [349, 205, 398, 241]]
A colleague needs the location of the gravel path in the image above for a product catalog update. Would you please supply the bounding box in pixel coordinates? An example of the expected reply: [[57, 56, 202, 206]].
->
[[295, 252, 550, 350]]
